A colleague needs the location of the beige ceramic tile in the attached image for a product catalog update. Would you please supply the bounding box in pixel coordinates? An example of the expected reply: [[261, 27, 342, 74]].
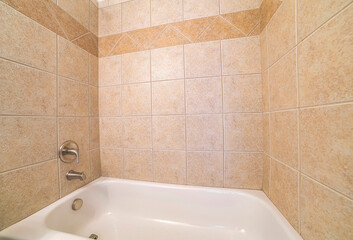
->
[[90, 86, 99, 116], [0, 117, 57, 173], [220, 0, 262, 14], [184, 41, 221, 78], [90, 55, 99, 86], [58, 0, 90, 28], [110, 33, 144, 55], [149, 25, 190, 50], [260, 0, 283, 31], [262, 70, 269, 112], [152, 80, 185, 115], [267, 0, 296, 65], [298, 5, 353, 107], [99, 86, 121, 116], [151, 45, 184, 81], [122, 83, 151, 116], [223, 74, 262, 113], [59, 117, 89, 152], [184, 0, 219, 20], [90, 149, 101, 180], [270, 159, 299, 231], [99, 4, 121, 37], [71, 32, 98, 60], [224, 113, 263, 151], [263, 113, 270, 154], [222, 36, 261, 75], [151, 0, 183, 26], [90, 1, 98, 36], [187, 151, 223, 187], [0, 59, 56, 116], [99, 117, 124, 148], [186, 77, 222, 114], [0, 2, 56, 73], [90, 117, 100, 150], [262, 154, 270, 196], [297, 0, 351, 41], [99, 55, 122, 86], [0, 160, 59, 230], [225, 152, 263, 189], [153, 116, 185, 150], [59, 77, 89, 116], [124, 117, 152, 148], [221, 9, 260, 36], [186, 115, 223, 151], [127, 25, 165, 49], [122, 0, 150, 32], [260, 26, 268, 71], [269, 48, 297, 110], [124, 149, 153, 181], [153, 150, 186, 184], [300, 176, 353, 240], [59, 37, 89, 83], [122, 50, 150, 84], [172, 16, 216, 42], [270, 110, 298, 169], [101, 148, 124, 178], [300, 104, 353, 198]]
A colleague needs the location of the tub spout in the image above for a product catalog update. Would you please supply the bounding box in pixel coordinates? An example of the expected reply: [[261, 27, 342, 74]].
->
[[66, 170, 86, 181]]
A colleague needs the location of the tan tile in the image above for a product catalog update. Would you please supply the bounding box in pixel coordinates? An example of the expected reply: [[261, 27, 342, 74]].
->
[[300, 104, 353, 198], [124, 117, 152, 148], [98, 4, 121, 37], [262, 154, 270, 196], [149, 25, 190, 49], [90, 149, 101, 180], [101, 148, 124, 178], [186, 77, 222, 114], [184, 41, 221, 78], [298, 0, 351, 41], [90, 1, 98, 36], [122, 50, 150, 84], [0, 2, 56, 73], [151, 0, 183, 26], [224, 113, 263, 151], [260, 0, 282, 31], [270, 110, 298, 169], [153, 150, 186, 184], [263, 113, 270, 154], [72, 32, 98, 56], [186, 115, 223, 151], [59, 37, 89, 83], [152, 80, 185, 115], [151, 45, 184, 81], [0, 117, 56, 173], [0, 160, 59, 230], [260, 26, 268, 70], [222, 36, 261, 75], [59, 117, 89, 152], [90, 117, 100, 150], [225, 152, 263, 189], [99, 117, 124, 148], [59, 77, 89, 116], [248, 22, 260, 36], [109, 33, 144, 55], [222, 9, 260, 35], [172, 16, 216, 42], [298, 5, 353, 107], [300, 176, 353, 240], [196, 16, 244, 42], [184, 0, 219, 20], [220, 0, 262, 14], [0, 59, 56, 116], [58, 0, 90, 29], [99, 55, 122, 86], [270, 159, 299, 231], [89, 54, 99, 86], [89, 86, 99, 116], [153, 116, 185, 150], [99, 86, 121, 116], [98, 33, 122, 57], [122, 0, 150, 32], [267, 0, 296, 65], [187, 151, 223, 187], [223, 74, 262, 113], [127, 25, 165, 50], [122, 83, 151, 116], [262, 70, 270, 112], [124, 149, 153, 181], [269, 49, 297, 110]]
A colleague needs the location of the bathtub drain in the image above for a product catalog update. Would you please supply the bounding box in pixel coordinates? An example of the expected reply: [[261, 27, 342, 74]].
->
[[89, 234, 98, 239]]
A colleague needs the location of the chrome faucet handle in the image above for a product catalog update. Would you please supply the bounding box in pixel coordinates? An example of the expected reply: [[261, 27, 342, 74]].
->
[[59, 140, 79, 163]]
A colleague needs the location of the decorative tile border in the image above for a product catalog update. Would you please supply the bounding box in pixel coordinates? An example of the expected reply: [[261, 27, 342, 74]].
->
[[99, 8, 261, 57], [0, 0, 98, 56], [260, 0, 283, 31]]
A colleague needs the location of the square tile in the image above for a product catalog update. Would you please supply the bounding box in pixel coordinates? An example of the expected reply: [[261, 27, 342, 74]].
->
[[124, 149, 153, 181], [153, 150, 186, 184], [99, 117, 124, 148], [151, 0, 183, 26], [153, 116, 185, 150], [184, 0, 219, 20], [99, 55, 122, 86], [99, 86, 121, 116], [101, 148, 124, 178], [98, 4, 121, 37], [122, 50, 150, 84], [124, 117, 152, 148], [122, 83, 151, 116], [122, 0, 150, 32], [220, 0, 262, 14], [152, 80, 185, 114]]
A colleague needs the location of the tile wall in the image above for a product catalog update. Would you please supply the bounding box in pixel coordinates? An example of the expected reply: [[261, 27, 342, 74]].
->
[[261, 0, 353, 239], [0, 0, 100, 230]]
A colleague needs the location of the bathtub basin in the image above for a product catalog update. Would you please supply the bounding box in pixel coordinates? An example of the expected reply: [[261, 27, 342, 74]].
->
[[0, 177, 302, 240]]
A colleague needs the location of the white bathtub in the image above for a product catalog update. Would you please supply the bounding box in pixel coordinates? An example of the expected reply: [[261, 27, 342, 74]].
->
[[0, 177, 302, 240]]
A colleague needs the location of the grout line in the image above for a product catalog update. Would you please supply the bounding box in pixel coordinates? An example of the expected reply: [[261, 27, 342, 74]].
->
[[149, 49, 154, 182], [220, 39, 225, 188], [183, 44, 188, 185], [0, 158, 58, 175], [0, 56, 56, 76], [56, 34, 62, 198]]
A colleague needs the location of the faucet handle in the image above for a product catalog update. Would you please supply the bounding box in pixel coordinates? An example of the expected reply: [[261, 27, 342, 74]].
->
[[63, 149, 79, 163], [59, 140, 79, 164]]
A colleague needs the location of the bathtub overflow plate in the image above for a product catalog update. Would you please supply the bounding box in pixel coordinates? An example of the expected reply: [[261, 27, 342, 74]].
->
[[72, 198, 83, 211]]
